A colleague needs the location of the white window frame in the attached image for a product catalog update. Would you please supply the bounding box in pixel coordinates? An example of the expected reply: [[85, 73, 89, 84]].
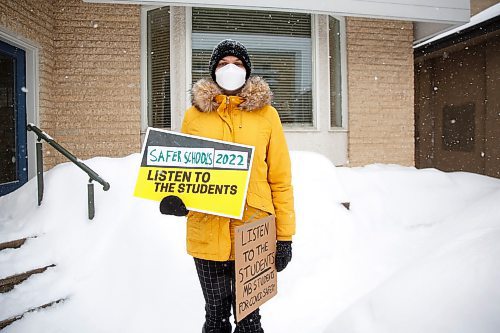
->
[[328, 15, 348, 131], [185, 6, 193, 114], [141, 5, 349, 164]]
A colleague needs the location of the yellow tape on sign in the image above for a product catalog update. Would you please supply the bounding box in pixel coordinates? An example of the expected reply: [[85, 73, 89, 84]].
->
[[133, 128, 255, 219]]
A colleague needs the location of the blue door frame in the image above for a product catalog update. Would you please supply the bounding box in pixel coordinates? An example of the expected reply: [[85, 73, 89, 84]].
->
[[0, 40, 27, 196]]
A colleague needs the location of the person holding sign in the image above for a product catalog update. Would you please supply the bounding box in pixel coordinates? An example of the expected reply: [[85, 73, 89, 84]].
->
[[160, 39, 295, 333]]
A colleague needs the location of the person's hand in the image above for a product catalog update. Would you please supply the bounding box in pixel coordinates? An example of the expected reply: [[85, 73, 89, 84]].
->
[[159, 195, 188, 216], [275, 241, 292, 272]]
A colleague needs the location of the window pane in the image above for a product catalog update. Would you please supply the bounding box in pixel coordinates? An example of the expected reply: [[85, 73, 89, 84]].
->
[[192, 8, 313, 125], [329, 16, 342, 128], [0, 53, 16, 183], [148, 7, 170, 128]]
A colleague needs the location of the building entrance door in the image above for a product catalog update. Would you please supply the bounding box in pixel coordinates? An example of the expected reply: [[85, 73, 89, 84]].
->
[[0, 40, 27, 196]]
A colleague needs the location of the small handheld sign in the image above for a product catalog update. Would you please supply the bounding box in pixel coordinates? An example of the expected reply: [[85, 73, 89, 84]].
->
[[134, 127, 255, 219], [235, 215, 277, 322]]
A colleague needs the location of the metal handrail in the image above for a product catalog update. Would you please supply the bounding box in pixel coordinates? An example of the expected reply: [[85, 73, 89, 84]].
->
[[27, 124, 110, 220]]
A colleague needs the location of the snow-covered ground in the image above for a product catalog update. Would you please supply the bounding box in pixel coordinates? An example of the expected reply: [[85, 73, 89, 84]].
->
[[1, 152, 500, 333]]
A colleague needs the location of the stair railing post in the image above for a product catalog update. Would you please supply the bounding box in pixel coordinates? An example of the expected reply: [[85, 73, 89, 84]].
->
[[88, 180, 95, 220], [27, 124, 109, 220], [36, 141, 44, 206]]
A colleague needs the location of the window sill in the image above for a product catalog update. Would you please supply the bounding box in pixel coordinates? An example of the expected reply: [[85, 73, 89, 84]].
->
[[283, 125, 319, 132], [328, 127, 348, 133], [282, 126, 349, 133]]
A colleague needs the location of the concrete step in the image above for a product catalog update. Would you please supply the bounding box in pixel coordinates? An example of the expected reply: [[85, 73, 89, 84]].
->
[[0, 298, 66, 330], [0, 265, 56, 294], [0, 237, 64, 330], [0, 238, 28, 251]]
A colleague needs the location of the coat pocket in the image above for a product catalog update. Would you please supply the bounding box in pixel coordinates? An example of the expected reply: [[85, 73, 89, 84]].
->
[[186, 212, 224, 257], [186, 212, 212, 245], [246, 181, 275, 214]]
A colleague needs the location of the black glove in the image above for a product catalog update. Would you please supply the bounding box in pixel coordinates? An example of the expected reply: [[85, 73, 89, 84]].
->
[[159, 195, 188, 216], [275, 241, 292, 272]]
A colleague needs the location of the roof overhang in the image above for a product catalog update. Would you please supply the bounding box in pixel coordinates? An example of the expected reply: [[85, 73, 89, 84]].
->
[[85, 0, 471, 42], [414, 5, 499, 58]]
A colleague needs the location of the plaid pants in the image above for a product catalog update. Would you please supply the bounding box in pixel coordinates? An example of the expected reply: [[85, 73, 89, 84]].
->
[[194, 258, 264, 333]]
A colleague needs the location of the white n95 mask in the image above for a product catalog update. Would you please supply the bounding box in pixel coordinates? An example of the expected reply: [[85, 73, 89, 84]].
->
[[215, 64, 247, 91]]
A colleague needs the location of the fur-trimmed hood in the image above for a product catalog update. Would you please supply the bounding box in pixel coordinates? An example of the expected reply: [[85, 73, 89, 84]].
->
[[191, 76, 273, 113]]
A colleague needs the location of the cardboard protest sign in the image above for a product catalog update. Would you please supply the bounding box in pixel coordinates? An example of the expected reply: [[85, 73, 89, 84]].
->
[[134, 127, 254, 219], [235, 215, 277, 322]]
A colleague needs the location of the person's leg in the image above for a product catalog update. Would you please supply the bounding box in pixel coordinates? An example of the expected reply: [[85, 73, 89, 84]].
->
[[194, 258, 233, 333], [233, 308, 264, 333], [231, 270, 264, 333]]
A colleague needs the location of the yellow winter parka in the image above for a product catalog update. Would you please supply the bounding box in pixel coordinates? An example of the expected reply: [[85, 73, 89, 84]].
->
[[181, 76, 295, 261]]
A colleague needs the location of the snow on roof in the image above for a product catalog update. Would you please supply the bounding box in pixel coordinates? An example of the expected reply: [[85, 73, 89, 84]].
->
[[414, 3, 500, 49]]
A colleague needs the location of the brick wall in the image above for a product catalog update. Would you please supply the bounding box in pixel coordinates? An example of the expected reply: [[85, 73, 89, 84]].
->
[[1, 0, 141, 169], [346, 17, 414, 167], [0, 0, 56, 166], [52, 0, 141, 166]]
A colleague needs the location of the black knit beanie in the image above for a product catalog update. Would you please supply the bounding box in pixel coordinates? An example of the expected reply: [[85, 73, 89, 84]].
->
[[209, 39, 251, 81]]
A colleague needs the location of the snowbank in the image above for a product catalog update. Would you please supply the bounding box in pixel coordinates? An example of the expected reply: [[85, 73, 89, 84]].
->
[[1, 152, 499, 333]]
